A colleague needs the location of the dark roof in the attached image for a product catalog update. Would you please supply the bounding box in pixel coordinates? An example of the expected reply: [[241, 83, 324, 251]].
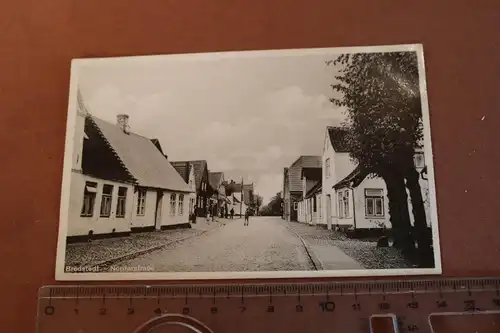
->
[[301, 167, 322, 181], [90, 116, 191, 192], [208, 172, 224, 189], [327, 126, 350, 153], [170, 161, 191, 183], [150, 139, 164, 154], [333, 165, 368, 190], [305, 181, 322, 199], [169, 160, 207, 190], [82, 117, 135, 183]]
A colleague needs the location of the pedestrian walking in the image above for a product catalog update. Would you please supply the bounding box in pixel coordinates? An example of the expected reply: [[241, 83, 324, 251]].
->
[[244, 208, 250, 226], [206, 209, 211, 224], [230, 208, 234, 219]]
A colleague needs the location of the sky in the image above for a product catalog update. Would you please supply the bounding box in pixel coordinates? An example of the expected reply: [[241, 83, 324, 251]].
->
[[77, 49, 347, 204]]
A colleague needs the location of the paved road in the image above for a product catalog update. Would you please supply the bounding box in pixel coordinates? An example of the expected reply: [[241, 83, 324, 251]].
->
[[117, 216, 315, 272]]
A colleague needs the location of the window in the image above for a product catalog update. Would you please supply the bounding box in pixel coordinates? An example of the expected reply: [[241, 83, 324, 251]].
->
[[178, 194, 184, 215], [189, 198, 195, 214], [170, 193, 177, 216], [338, 192, 344, 218], [414, 152, 425, 168], [365, 189, 384, 217], [325, 158, 331, 178], [343, 190, 350, 218], [116, 187, 127, 218], [318, 196, 322, 217], [293, 202, 298, 211], [136, 189, 146, 216], [80, 182, 97, 217], [100, 184, 113, 217]]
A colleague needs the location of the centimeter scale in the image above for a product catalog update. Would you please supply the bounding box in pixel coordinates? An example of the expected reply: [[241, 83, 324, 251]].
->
[[37, 278, 500, 333]]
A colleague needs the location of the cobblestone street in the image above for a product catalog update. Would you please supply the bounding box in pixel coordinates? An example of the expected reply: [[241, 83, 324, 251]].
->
[[110, 217, 315, 272]]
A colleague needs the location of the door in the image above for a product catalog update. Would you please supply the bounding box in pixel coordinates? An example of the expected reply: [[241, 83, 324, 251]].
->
[[154, 191, 163, 230], [326, 194, 332, 230]]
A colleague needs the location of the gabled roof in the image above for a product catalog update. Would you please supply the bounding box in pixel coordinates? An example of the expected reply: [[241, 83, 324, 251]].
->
[[170, 161, 192, 183], [169, 160, 208, 190], [90, 116, 191, 192], [333, 165, 368, 190], [305, 181, 322, 199], [286, 156, 322, 193], [327, 126, 350, 153], [208, 172, 224, 189]]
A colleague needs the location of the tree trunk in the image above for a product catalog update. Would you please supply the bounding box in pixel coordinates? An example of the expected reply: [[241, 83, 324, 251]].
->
[[382, 171, 414, 255], [405, 166, 433, 267]]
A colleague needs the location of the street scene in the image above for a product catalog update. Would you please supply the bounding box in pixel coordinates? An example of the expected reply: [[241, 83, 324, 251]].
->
[[58, 45, 439, 279]]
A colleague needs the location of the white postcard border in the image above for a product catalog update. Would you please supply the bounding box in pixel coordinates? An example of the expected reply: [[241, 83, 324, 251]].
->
[[55, 43, 442, 281]]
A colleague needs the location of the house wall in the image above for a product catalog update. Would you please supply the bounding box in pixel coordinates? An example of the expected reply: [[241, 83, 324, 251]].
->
[[335, 176, 390, 230], [131, 188, 157, 229], [67, 172, 134, 237], [322, 133, 337, 229], [160, 191, 190, 228]]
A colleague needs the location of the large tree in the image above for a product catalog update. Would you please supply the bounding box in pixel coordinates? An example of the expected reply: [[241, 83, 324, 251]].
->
[[260, 192, 283, 216], [328, 52, 430, 260]]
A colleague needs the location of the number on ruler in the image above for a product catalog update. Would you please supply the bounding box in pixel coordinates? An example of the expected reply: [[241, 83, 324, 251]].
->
[[436, 300, 448, 308], [378, 302, 391, 310], [295, 304, 303, 312], [267, 305, 274, 313], [352, 303, 361, 311], [99, 308, 107, 315], [239, 306, 246, 313], [210, 306, 218, 314], [127, 307, 135, 315], [182, 307, 190, 315], [407, 301, 419, 309], [319, 301, 335, 312], [44, 306, 55, 316], [464, 300, 476, 311]]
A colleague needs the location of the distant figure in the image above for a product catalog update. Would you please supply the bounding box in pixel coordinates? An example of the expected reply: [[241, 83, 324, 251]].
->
[[244, 208, 250, 226], [211, 205, 216, 222], [230, 208, 235, 219], [206, 209, 211, 224]]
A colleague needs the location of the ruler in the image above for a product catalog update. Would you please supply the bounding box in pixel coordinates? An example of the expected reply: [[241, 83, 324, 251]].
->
[[37, 278, 500, 333]]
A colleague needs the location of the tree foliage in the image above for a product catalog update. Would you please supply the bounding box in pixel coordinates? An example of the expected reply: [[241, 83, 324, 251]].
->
[[328, 52, 423, 173], [260, 192, 283, 216]]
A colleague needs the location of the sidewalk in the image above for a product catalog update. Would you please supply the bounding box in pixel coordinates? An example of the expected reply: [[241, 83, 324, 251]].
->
[[65, 218, 227, 267], [285, 221, 412, 270], [285, 222, 363, 270]]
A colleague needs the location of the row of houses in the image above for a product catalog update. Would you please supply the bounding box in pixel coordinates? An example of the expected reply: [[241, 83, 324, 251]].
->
[[67, 90, 255, 242], [283, 126, 431, 232]]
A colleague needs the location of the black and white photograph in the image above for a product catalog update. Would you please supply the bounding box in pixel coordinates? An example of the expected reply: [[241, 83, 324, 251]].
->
[[55, 44, 441, 280]]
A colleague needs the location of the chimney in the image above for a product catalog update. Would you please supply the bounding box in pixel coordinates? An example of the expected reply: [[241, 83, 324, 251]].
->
[[117, 114, 130, 134]]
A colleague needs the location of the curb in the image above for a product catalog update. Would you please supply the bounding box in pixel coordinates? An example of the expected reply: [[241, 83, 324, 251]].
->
[[81, 224, 223, 271], [285, 225, 324, 271]]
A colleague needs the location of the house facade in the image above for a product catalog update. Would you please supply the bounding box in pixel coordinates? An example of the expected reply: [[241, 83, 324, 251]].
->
[[298, 181, 322, 226], [297, 167, 322, 224], [322, 126, 390, 231], [208, 172, 228, 217], [169, 161, 197, 219], [67, 94, 194, 242], [282, 156, 322, 222], [170, 160, 213, 217], [225, 180, 253, 216], [322, 126, 430, 232]]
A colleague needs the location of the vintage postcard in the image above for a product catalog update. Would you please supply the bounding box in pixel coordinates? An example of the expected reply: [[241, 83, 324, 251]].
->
[[55, 44, 441, 280]]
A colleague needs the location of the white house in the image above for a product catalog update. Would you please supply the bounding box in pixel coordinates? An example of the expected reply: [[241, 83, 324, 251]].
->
[[321, 126, 431, 232], [321, 126, 390, 231], [67, 91, 193, 242], [170, 161, 197, 218], [297, 167, 322, 225]]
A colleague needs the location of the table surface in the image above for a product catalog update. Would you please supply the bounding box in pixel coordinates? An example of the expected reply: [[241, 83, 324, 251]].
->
[[1, 1, 499, 332]]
